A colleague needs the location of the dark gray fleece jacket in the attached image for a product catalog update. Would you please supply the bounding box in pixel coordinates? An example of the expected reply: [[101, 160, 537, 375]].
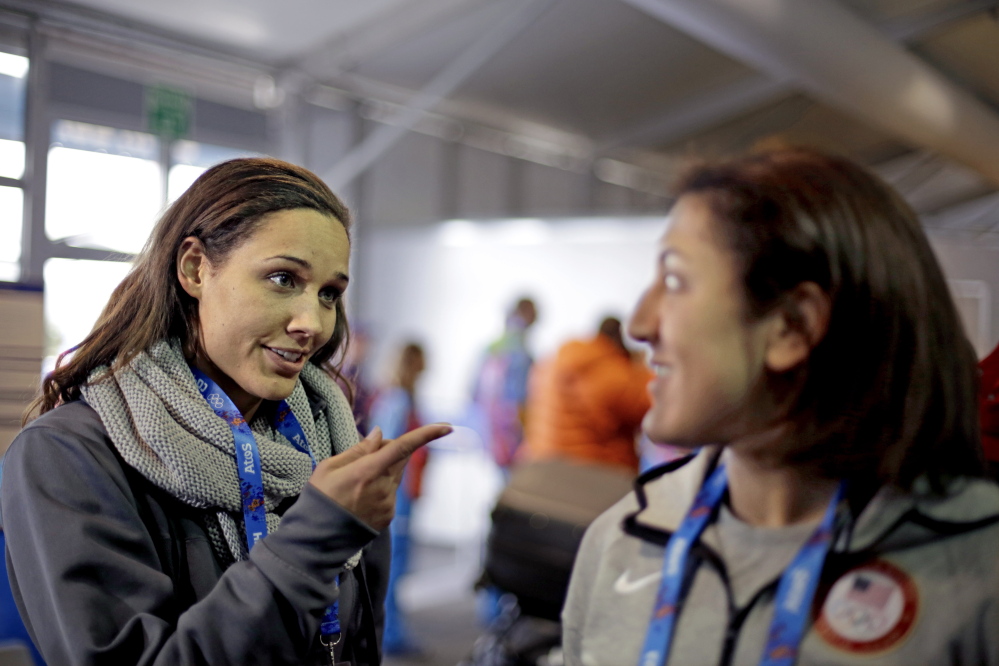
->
[[0, 399, 389, 666]]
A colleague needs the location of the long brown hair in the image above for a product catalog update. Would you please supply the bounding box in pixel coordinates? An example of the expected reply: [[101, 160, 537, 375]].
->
[[26, 157, 353, 422], [675, 147, 983, 489]]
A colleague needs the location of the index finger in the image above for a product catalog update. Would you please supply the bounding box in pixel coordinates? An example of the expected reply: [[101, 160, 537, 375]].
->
[[365, 424, 452, 474]]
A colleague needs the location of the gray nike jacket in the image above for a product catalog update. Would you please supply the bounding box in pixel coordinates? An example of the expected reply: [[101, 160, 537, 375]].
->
[[563, 449, 999, 665]]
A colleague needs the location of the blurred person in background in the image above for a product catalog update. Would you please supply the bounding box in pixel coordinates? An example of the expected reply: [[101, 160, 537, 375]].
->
[[470, 298, 536, 629], [470, 319, 645, 663], [2, 158, 450, 665], [471, 317, 646, 657], [564, 147, 999, 665], [472, 297, 537, 474], [520, 316, 651, 473], [368, 342, 430, 658]]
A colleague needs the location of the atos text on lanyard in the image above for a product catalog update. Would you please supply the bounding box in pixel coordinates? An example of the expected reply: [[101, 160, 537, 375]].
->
[[191, 366, 341, 638]]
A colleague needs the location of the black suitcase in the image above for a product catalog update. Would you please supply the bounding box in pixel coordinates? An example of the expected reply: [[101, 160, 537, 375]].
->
[[482, 458, 635, 621]]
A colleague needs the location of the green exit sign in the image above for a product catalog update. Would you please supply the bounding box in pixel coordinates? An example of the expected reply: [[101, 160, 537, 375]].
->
[[146, 85, 191, 140]]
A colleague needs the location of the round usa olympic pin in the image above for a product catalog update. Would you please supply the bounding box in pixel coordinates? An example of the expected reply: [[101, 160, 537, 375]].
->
[[815, 559, 919, 653]]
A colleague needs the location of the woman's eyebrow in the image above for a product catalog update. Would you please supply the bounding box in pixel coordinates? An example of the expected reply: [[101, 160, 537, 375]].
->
[[267, 254, 310, 269], [266, 254, 348, 283]]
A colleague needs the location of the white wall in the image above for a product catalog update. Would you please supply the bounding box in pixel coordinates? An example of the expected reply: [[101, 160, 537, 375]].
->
[[359, 219, 999, 421], [930, 235, 999, 358], [357, 216, 666, 420], [358, 215, 666, 545]]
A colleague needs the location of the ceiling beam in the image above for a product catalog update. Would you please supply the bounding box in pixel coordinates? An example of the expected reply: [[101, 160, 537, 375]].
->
[[604, 0, 999, 153], [881, 0, 998, 41], [290, 0, 482, 76], [617, 0, 999, 186], [923, 190, 999, 232], [597, 74, 793, 152], [322, 0, 554, 191], [606, 0, 999, 155]]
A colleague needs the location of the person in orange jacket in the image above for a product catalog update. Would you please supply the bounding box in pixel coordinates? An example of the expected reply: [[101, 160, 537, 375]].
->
[[520, 316, 652, 472]]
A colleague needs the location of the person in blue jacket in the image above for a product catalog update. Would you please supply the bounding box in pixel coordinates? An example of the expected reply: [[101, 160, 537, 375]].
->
[[369, 342, 429, 656]]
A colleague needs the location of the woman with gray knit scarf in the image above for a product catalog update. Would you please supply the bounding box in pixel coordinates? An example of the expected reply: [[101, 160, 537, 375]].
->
[[1, 157, 451, 665]]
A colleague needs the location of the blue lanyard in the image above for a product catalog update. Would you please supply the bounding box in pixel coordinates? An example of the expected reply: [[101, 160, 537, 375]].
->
[[638, 462, 845, 666], [190, 367, 341, 638]]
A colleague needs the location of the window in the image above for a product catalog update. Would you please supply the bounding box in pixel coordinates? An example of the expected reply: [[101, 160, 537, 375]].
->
[[0, 135, 24, 179], [43, 258, 132, 363], [46, 120, 163, 254], [0, 50, 26, 178], [41, 126, 261, 359], [168, 139, 257, 203], [0, 49, 27, 281], [0, 185, 22, 282]]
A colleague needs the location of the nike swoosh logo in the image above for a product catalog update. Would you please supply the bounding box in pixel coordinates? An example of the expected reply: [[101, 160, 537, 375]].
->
[[613, 569, 663, 594]]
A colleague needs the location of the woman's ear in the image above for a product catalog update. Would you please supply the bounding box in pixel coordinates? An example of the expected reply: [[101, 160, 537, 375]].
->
[[176, 237, 209, 299], [764, 282, 831, 373]]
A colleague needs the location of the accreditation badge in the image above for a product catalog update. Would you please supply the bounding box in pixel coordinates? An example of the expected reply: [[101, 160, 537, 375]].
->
[[815, 559, 919, 654]]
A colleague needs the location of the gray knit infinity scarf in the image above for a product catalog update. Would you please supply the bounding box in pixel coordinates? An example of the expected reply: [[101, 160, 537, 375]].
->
[[82, 339, 361, 564]]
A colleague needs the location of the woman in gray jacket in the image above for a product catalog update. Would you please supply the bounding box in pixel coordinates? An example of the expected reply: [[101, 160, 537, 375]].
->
[[1, 157, 450, 665], [563, 147, 999, 665]]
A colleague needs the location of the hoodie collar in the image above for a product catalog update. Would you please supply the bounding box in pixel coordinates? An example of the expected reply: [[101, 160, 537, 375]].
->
[[848, 475, 999, 551], [625, 448, 999, 553], [624, 448, 715, 544]]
